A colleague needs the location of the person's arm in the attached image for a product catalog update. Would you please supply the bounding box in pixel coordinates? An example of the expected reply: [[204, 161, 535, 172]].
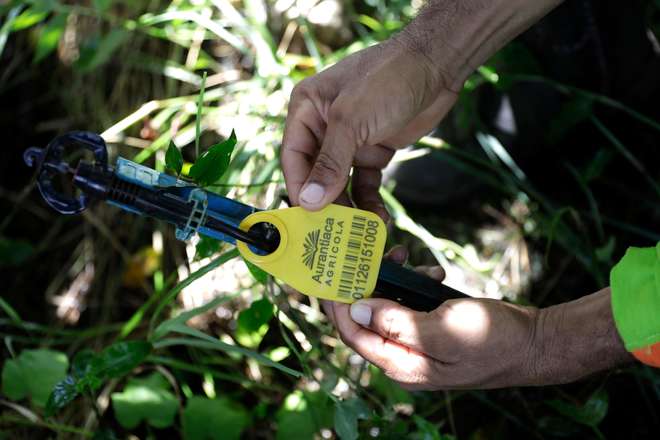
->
[[324, 250, 632, 389], [282, 0, 565, 216]]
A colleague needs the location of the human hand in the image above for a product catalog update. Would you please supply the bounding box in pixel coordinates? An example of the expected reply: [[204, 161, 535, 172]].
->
[[323, 247, 631, 390], [281, 38, 459, 220]]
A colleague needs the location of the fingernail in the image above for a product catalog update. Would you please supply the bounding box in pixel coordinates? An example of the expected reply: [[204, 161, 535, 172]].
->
[[300, 183, 325, 205], [350, 302, 372, 326]]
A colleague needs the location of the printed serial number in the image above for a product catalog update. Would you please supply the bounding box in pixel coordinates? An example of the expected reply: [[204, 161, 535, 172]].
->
[[338, 215, 380, 300]]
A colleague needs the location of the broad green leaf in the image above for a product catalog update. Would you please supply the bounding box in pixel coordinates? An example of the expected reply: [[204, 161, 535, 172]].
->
[[111, 372, 178, 429], [194, 235, 221, 260], [33, 12, 67, 63], [12, 5, 50, 31], [235, 297, 273, 348], [153, 295, 233, 340], [0, 236, 34, 266], [75, 29, 129, 73], [182, 397, 249, 440], [92, 341, 152, 378], [334, 398, 370, 440], [165, 140, 183, 175], [244, 258, 268, 284], [547, 388, 609, 427], [276, 391, 334, 440], [1, 358, 27, 401], [237, 298, 273, 333], [1, 349, 68, 407], [189, 130, 237, 187]]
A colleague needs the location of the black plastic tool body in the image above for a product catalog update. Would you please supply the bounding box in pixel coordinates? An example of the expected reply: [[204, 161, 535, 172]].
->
[[376, 260, 468, 311]]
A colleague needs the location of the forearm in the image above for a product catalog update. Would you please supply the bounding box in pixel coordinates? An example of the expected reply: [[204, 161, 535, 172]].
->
[[395, 0, 565, 91], [531, 288, 634, 385]]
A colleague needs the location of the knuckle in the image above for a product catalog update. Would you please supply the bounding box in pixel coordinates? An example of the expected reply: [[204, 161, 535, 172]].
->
[[313, 151, 345, 180], [379, 309, 402, 341]]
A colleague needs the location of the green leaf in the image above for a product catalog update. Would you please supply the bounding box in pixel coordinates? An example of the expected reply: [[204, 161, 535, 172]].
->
[[12, 5, 51, 31], [45, 374, 78, 416], [75, 29, 129, 73], [182, 396, 249, 440], [334, 398, 370, 440], [235, 297, 273, 348], [547, 389, 609, 427], [276, 391, 334, 440], [595, 236, 616, 263], [412, 415, 446, 440], [1, 349, 68, 407], [45, 346, 121, 416], [0, 297, 22, 323], [194, 235, 221, 260], [153, 295, 233, 341], [165, 140, 183, 175], [111, 372, 178, 429], [189, 130, 237, 187], [91, 341, 152, 378], [93, 0, 112, 12], [238, 298, 273, 333], [0, 236, 34, 266], [244, 258, 268, 284], [33, 12, 67, 63], [1, 359, 27, 401], [369, 365, 413, 405]]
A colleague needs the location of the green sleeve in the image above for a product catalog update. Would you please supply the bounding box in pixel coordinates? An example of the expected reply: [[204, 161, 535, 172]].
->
[[609, 242, 660, 351]]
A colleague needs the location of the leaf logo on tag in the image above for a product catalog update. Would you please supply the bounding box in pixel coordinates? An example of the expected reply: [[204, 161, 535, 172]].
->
[[302, 229, 319, 269]]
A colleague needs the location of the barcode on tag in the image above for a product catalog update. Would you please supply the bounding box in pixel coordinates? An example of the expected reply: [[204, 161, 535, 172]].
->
[[337, 215, 366, 299]]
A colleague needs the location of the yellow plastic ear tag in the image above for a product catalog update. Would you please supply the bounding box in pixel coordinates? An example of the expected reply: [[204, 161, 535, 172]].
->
[[237, 205, 387, 303]]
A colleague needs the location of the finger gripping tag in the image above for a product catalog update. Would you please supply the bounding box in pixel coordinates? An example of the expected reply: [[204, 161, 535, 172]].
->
[[237, 205, 386, 303]]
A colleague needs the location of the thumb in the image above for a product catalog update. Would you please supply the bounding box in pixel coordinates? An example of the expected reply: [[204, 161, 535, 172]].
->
[[299, 105, 358, 210], [349, 298, 435, 354]]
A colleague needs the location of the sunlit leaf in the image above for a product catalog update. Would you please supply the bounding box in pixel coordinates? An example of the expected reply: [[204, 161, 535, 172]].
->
[[1, 349, 68, 407], [12, 5, 51, 31], [33, 12, 67, 63], [189, 130, 237, 187], [334, 398, 370, 440], [111, 372, 178, 429], [182, 397, 249, 440], [165, 140, 183, 175], [235, 297, 273, 348]]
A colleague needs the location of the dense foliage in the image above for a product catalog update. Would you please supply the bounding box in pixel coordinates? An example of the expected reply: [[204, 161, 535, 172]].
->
[[1, 0, 659, 439]]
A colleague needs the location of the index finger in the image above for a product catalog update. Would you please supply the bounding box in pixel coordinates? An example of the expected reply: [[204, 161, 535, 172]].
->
[[281, 98, 325, 205]]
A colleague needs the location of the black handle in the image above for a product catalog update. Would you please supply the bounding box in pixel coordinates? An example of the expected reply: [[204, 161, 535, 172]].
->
[[375, 260, 468, 311]]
